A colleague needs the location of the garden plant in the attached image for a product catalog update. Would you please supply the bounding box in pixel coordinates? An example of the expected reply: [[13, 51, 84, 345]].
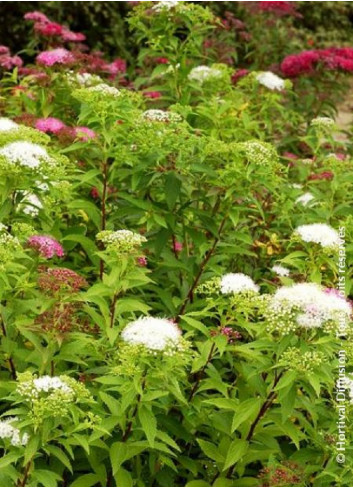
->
[[0, 1, 353, 487]]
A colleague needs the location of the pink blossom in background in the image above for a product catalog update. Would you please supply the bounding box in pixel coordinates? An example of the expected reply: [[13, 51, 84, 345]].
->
[[282, 152, 299, 167], [173, 241, 183, 252], [335, 152, 346, 161], [0, 45, 23, 70], [308, 171, 334, 181], [61, 29, 86, 42], [90, 187, 100, 199], [36, 48, 74, 67], [34, 21, 63, 36], [155, 57, 169, 64], [35, 117, 66, 134], [258, 1, 299, 16], [27, 235, 64, 259], [281, 47, 353, 78], [231, 69, 249, 84], [281, 50, 320, 77], [143, 91, 162, 99], [74, 127, 96, 141], [24, 11, 50, 23], [107, 58, 127, 77], [137, 256, 148, 267]]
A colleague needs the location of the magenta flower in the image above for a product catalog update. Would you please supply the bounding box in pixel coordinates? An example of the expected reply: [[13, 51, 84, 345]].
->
[[36, 48, 74, 67], [35, 117, 66, 134], [27, 235, 64, 259], [143, 91, 162, 99], [34, 21, 63, 36], [308, 171, 334, 181], [231, 69, 249, 85], [74, 127, 96, 141], [107, 58, 127, 77], [137, 256, 148, 267], [173, 241, 183, 252]]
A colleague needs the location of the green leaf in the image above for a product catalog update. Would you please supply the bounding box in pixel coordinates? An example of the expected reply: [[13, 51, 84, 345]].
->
[[274, 371, 297, 391], [165, 172, 182, 209], [114, 468, 133, 487], [231, 398, 262, 432], [0, 452, 21, 470], [46, 445, 72, 473], [197, 439, 224, 463], [223, 440, 249, 471], [138, 404, 157, 447], [34, 470, 62, 487], [24, 434, 40, 465], [110, 442, 147, 475], [70, 474, 102, 487]]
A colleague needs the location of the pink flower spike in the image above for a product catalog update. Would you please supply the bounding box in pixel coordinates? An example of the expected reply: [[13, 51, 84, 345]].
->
[[35, 117, 66, 134], [36, 48, 74, 67], [27, 235, 64, 259], [74, 127, 96, 141]]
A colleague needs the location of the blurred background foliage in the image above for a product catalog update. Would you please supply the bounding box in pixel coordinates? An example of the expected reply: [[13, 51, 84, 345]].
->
[[1, 1, 353, 59]]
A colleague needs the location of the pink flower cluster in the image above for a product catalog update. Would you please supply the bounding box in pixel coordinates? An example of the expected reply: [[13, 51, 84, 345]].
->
[[231, 69, 250, 85], [0, 45, 23, 71], [27, 235, 64, 259], [143, 91, 162, 99], [257, 1, 299, 16], [281, 47, 353, 78], [25, 11, 86, 43], [308, 171, 334, 181], [34, 116, 95, 141], [35, 117, 66, 134], [36, 48, 74, 67]]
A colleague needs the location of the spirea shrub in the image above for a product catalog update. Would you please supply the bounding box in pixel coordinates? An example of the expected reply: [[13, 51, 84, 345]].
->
[[0, 1, 352, 487]]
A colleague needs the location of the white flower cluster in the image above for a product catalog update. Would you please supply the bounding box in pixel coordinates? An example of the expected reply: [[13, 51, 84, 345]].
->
[[256, 71, 286, 91], [152, 0, 180, 12], [87, 83, 121, 97], [17, 375, 73, 399], [188, 65, 223, 84], [141, 109, 182, 123], [121, 316, 182, 351], [220, 273, 259, 294], [0, 141, 53, 170], [269, 283, 351, 331], [271, 264, 290, 277], [0, 417, 28, 446], [295, 223, 340, 249], [0, 117, 19, 132], [311, 116, 335, 130], [295, 192, 315, 206], [67, 71, 103, 86], [97, 229, 147, 254]]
